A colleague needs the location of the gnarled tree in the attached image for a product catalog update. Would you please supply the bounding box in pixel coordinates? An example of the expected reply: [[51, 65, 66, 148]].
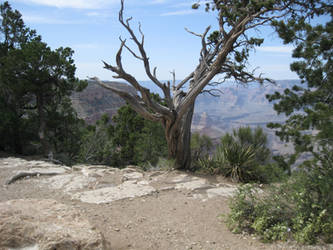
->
[[93, 0, 321, 169]]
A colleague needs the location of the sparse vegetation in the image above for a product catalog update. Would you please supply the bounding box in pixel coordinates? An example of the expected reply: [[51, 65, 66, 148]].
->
[[77, 104, 168, 167], [226, 148, 333, 244], [193, 127, 284, 183]]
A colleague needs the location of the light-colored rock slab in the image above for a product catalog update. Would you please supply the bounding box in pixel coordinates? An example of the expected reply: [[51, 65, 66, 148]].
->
[[120, 166, 139, 173], [123, 172, 143, 180], [168, 174, 190, 183], [0, 157, 29, 168], [207, 186, 237, 198], [0, 157, 69, 171], [42, 174, 97, 192], [9, 245, 39, 250], [27, 167, 67, 174], [148, 171, 164, 178], [73, 180, 155, 204], [175, 178, 208, 191], [0, 199, 105, 250]]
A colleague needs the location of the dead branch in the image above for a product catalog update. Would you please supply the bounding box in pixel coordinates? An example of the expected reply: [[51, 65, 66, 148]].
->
[[118, 0, 165, 90], [201, 88, 223, 97], [5, 171, 61, 185], [176, 72, 194, 91], [90, 77, 164, 121]]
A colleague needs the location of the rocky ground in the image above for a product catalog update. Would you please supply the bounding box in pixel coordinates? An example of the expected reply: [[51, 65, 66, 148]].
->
[[0, 156, 332, 250]]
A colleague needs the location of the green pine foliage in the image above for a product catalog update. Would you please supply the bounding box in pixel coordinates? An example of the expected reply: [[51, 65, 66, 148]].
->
[[0, 1, 87, 163], [111, 104, 168, 167], [78, 105, 168, 167], [0, 2, 86, 157], [267, 4, 332, 154], [227, 2, 333, 245]]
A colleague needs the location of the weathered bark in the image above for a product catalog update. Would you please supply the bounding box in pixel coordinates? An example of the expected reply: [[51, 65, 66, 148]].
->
[[165, 103, 194, 170]]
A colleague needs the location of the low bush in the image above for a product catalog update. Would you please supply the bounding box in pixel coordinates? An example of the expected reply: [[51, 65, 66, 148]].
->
[[226, 148, 333, 244], [192, 127, 285, 183], [198, 127, 284, 183], [191, 132, 214, 171]]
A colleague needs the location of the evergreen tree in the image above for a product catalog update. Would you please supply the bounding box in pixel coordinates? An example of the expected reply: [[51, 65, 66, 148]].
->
[[0, 1, 39, 153], [267, 4, 332, 155], [111, 104, 167, 166], [0, 1, 86, 156], [78, 105, 167, 167], [78, 114, 116, 165]]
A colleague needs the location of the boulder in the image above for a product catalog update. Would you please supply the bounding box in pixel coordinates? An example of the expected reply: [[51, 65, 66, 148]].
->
[[0, 199, 106, 250]]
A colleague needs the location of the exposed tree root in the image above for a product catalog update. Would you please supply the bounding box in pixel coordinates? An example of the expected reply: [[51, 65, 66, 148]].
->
[[5, 171, 60, 185]]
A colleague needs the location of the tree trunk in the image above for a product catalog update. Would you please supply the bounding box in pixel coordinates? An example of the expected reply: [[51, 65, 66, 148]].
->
[[12, 122, 23, 154], [37, 94, 49, 156], [166, 103, 194, 170]]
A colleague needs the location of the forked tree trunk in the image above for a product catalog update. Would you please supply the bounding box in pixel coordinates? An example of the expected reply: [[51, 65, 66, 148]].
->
[[165, 103, 194, 170], [94, 0, 284, 170]]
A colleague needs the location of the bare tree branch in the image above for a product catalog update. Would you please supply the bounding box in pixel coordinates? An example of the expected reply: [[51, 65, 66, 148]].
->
[[201, 88, 223, 97], [90, 77, 162, 122], [95, 0, 299, 169], [118, 0, 165, 91], [176, 72, 194, 90], [120, 37, 143, 60]]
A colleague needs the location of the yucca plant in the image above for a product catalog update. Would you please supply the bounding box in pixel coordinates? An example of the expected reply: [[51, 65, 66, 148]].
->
[[197, 155, 218, 174], [215, 127, 279, 183], [221, 142, 256, 182]]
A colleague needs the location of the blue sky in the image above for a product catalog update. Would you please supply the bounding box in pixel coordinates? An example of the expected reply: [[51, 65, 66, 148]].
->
[[7, 0, 300, 81]]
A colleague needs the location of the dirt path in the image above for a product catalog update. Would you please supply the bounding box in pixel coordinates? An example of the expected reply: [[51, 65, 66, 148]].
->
[[0, 156, 331, 250]]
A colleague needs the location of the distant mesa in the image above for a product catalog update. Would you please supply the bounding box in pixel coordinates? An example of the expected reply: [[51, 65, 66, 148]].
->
[[71, 80, 136, 124]]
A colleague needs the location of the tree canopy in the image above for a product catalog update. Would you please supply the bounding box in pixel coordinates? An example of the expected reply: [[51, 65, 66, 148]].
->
[[267, 3, 332, 154], [0, 1, 86, 156]]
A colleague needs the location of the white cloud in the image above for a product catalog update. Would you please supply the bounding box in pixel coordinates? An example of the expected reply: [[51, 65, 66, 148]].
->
[[161, 9, 196, 16], [257, 46, 293, 53], [17, 0, 117, 9]]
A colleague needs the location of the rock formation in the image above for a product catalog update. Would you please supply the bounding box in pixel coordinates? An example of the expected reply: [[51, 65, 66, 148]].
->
[[0, 199, 105, 250]]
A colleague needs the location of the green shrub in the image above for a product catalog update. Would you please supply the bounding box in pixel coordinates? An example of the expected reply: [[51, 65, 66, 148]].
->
[[219, 142, 256, 182], [215, 127, 284, 183], [191, 132, 213, 171], [191, 127, 284, 183], [226, 148, 333, 244], [196, 155, 219, 174]]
